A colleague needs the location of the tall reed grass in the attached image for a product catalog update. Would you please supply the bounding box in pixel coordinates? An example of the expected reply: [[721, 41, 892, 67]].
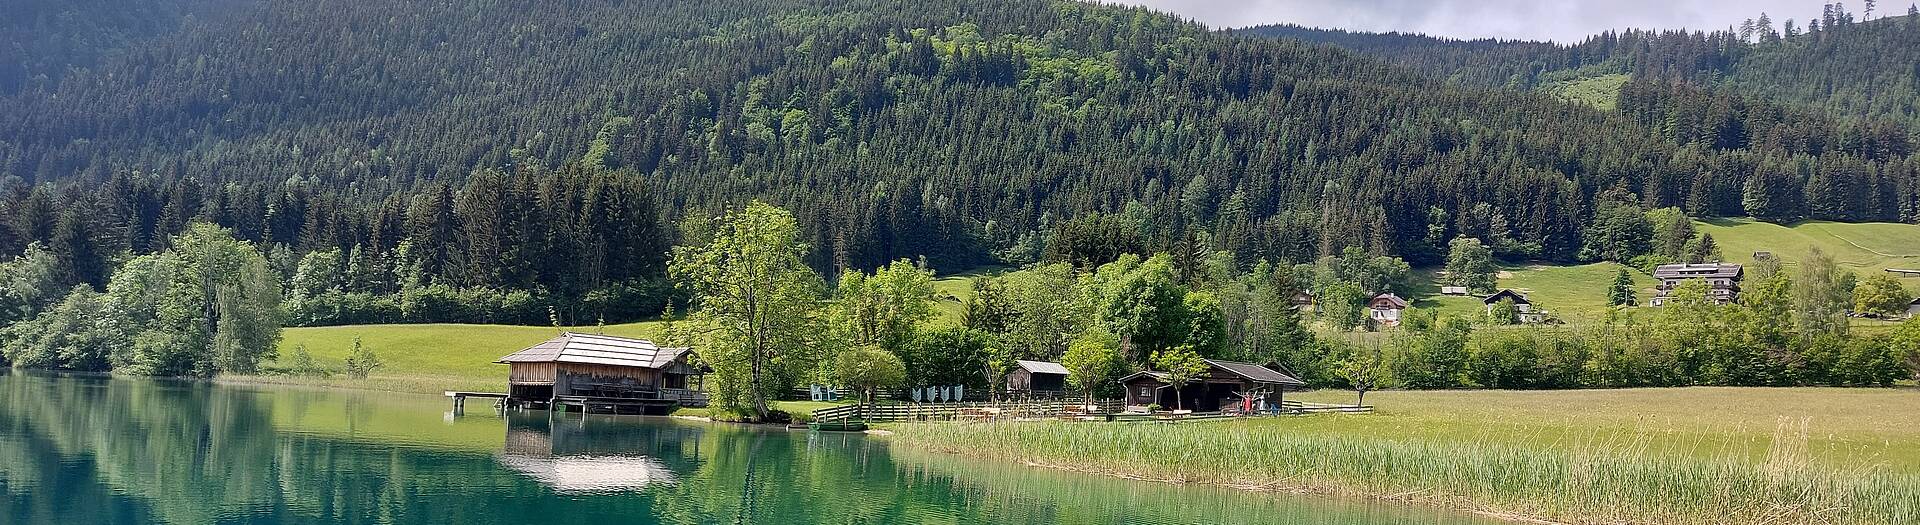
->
[[887, 418, 1918, 525]]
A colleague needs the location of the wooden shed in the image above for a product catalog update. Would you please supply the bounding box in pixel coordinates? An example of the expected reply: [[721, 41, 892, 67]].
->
[[497, 332, 708, 413], [1006, 359, 1069, 396], [1120, 359, 1306, 412]]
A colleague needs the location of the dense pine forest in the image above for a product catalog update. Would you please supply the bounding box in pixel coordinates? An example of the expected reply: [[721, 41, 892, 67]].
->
[[1, 0, 1918, 331]]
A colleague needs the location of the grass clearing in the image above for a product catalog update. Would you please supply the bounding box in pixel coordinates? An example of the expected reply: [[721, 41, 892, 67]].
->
[[1701, 218, 1920, 278], [888, 387, 1920, 525], [262, 321, 667, 394], [1543, 73, 1630, 111], [1415, 262, 1655, 323], [261, 321, 850, 418]]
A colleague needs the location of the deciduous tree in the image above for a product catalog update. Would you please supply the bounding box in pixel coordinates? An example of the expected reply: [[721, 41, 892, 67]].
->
[[1853, 273, 1913, 317], [1151, 344, 1208, 411], [1444, 237, 1498, 294], [670, 202, 823, 422]]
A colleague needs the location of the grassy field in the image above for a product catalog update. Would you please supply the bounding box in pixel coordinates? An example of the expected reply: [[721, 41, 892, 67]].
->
[[1411, 219, 1920, 325], [888, 387, 1920, 525], [260, 322, 856, 418], [1414, 262, 1656, 323], [262, 321, 668, 393], [1700, 218, 1920, 274]]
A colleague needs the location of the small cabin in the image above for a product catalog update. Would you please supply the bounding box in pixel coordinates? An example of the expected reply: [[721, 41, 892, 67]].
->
[[497, 332, 708, 413], [1120, 360, 1306, 412], [1290, 290, 1316, 307], [1482, 289, 1544, 324], [1367, 293, 1409, 326], [1907, 298, 1920, 320], [1006, 360, 1069, 396], [1439, 286, 1470, 296]]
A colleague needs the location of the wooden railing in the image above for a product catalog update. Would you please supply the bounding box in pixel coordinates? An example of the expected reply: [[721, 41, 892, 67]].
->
[[659, 387, 710, 407], [1280, 400, 1373, 414], [813, 400, 1125, 423], [811, 399, 1370, 422]]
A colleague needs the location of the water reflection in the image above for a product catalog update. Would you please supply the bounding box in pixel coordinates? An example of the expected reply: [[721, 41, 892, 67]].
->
[[497, 414, 691, 493], [0, 371, 1499, 525]]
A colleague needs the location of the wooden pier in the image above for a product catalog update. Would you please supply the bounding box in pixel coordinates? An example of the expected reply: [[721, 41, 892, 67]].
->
[[446, 391, 509, 412]]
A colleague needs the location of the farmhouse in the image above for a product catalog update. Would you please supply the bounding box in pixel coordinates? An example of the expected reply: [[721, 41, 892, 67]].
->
[[1482, 289, 1545, 324], [1006, 360, 1069, 396], [1120, 360, 1306, 412], [496, 332, 708, 414], [1367, 293, 1409, 326], [1650, 263, 1743, 306]]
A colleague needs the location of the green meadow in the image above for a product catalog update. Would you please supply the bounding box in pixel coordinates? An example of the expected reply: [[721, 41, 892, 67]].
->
[[888, 387, 1920, 525], [1411, 219, 1920, 324], [257, 322, 668, 393]]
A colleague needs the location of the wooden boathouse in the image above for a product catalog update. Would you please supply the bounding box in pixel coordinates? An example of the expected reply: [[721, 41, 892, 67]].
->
[[496, 332, 709, 414], [1119, 359, 1306, 413]]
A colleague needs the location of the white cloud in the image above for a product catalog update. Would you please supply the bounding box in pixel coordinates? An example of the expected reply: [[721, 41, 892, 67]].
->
[[1110, 0, 1832, 42]]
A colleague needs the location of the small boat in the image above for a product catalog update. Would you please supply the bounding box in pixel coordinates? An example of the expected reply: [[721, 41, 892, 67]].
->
[[807, 420, 868, 432]]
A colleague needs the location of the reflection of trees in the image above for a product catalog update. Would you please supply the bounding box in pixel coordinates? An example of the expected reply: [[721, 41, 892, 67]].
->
[[0, 373, 1494, 524], [0, 371, 281, 524]]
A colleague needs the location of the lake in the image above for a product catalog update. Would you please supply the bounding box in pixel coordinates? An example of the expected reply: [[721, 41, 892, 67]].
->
[[0, 371, 1499, 524]]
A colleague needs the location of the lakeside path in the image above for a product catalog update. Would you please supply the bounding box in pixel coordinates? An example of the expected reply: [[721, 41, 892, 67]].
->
[[884, 387, 1920, 525]]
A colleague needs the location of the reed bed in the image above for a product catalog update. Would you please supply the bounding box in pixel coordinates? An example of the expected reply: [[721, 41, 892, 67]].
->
[[887, 417, 1919, 525]]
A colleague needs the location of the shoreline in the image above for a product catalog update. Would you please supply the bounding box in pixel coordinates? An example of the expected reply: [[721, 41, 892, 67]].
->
[[216, 373, 495, 396]]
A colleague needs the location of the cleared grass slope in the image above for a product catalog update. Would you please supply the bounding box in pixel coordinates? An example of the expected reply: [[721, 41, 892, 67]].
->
[[264, 321, 667, 393]]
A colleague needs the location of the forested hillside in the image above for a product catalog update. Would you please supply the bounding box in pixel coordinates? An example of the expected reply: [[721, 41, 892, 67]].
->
[[2, 0, 1918, 328], [1243, 4, 1920, 128]]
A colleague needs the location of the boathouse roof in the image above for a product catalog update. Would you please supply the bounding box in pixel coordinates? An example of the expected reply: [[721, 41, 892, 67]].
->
[[496, 332, 690, 369]]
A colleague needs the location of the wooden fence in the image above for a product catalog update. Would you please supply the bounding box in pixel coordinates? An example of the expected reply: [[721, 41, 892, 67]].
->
[[812, 400, 1123, 423], [811, 399, 1370, 423]]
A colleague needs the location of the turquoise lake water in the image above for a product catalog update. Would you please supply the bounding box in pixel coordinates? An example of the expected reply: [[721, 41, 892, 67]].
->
[[0, 371, 1501, 524]]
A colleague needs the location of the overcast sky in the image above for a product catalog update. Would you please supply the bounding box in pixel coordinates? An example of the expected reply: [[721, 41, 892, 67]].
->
[[1112, 0, 1852, 42]]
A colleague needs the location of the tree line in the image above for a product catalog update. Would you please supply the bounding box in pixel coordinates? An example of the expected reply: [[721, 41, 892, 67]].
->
[[5, 199, 1915, 407]]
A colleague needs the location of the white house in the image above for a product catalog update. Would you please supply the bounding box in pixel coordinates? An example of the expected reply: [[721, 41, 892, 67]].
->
[[1367, 293, 1409, 326]]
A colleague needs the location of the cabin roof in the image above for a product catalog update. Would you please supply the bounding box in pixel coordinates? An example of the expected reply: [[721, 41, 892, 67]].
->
[[1205, 359, 1307, 386], [1117, 360, 1305, 386], [1015, 360, 1070, 375], [496, 332, 690, 369], [1369, 293, 1409, 309], [1652, 263, 1743, 279], [1482, 289, 1530, 305], [1118, 370, 1171, 383]]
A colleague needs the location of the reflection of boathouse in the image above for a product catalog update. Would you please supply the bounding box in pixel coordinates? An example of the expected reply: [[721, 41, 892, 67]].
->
[[497, 332, 709, 414], [498, 414, 703, 494]]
